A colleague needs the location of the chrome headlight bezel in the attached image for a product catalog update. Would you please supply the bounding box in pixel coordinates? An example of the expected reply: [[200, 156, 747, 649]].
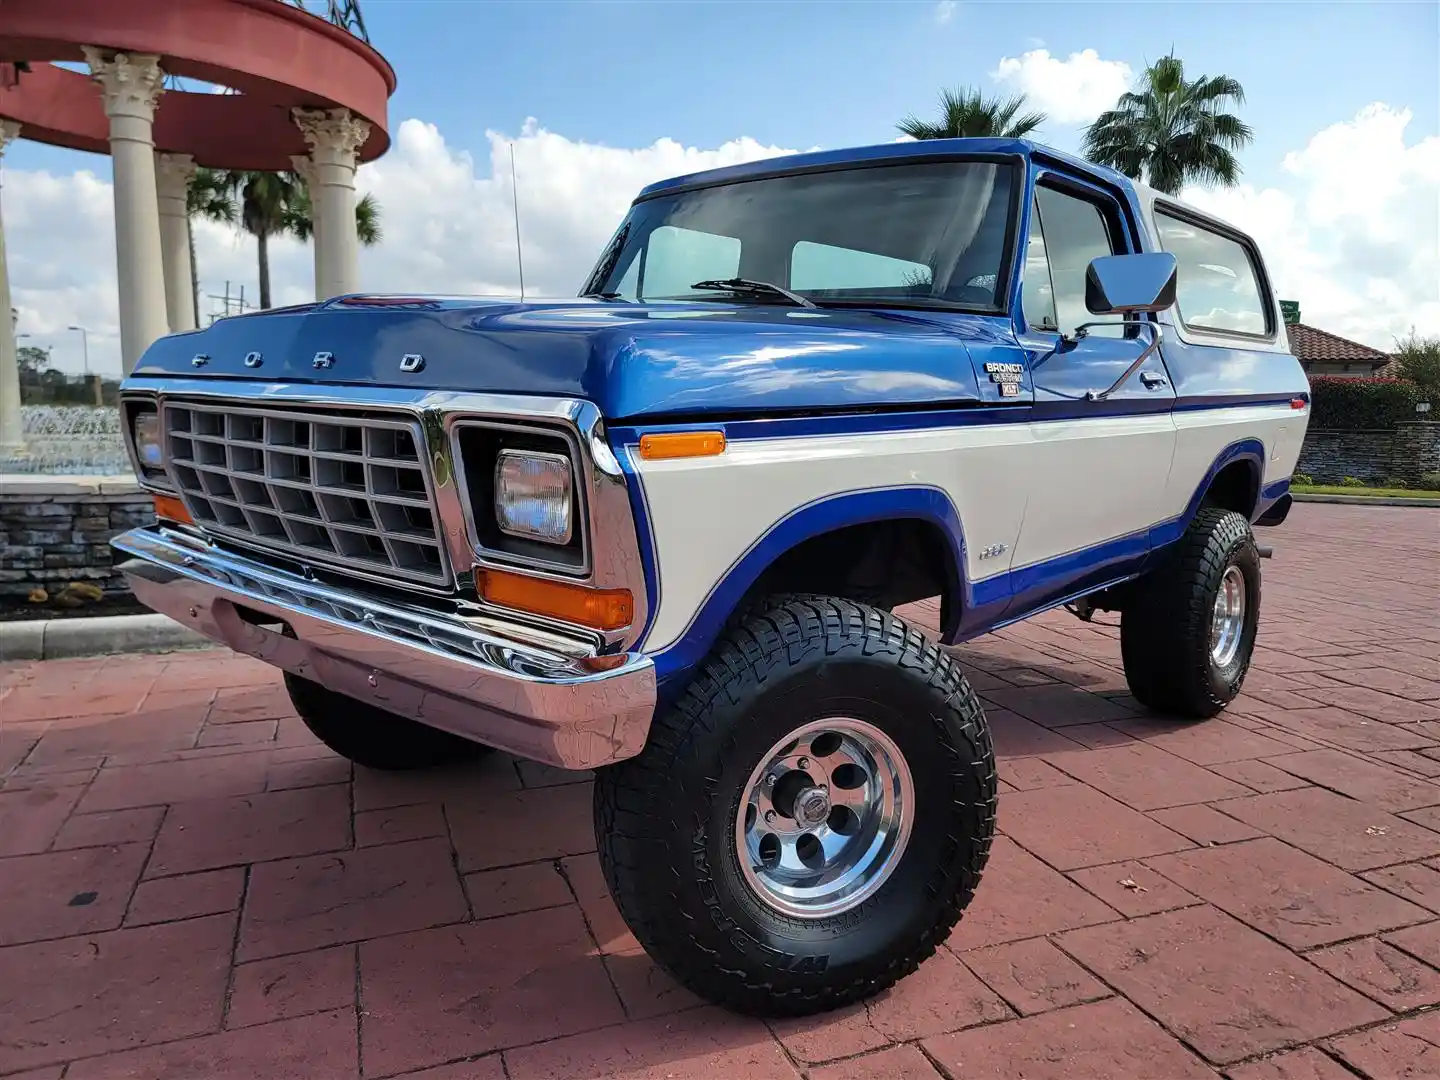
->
[[120, 394, 174, 489], [494, 448, 575, 545], [133, 410, 165, 470]]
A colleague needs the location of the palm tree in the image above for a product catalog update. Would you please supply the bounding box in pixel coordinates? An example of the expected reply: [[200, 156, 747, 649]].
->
[[898, 88, 1047, 140], [185, 168, 237, 319], [285, 187, 383, 248], [223, 171, 383, 309], [1082, 53, 1253, 195], [227, 170, 303, 310]]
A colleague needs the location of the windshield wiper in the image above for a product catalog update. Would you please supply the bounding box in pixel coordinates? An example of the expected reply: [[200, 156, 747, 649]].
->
[[581, 291, 629, 302], [690, 278, 818, 308]]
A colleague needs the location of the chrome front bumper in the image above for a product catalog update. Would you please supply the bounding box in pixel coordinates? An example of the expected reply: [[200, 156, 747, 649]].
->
[[112, 526, 657, 769]]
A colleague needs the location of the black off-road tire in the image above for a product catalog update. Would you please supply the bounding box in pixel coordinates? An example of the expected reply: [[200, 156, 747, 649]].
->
[[284, 673, 494, 771], [593, 596, 996, 1017], [1120, 507, 1262, 718]]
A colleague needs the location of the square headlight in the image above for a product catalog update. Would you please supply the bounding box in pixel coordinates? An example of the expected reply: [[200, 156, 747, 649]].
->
[[495, 449, 573, 544], [133, 410, 165, 470]]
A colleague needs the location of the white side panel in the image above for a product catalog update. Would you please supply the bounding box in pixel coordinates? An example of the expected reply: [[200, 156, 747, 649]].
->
[[1007, 413, 1177, 570], [631, 426, 1031, 652], [1165, 403, 1306, 515]]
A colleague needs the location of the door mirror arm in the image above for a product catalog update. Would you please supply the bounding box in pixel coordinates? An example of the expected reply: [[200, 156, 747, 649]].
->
[[1064, 319, 1124, 345], [1084, 322, 1163, 402]]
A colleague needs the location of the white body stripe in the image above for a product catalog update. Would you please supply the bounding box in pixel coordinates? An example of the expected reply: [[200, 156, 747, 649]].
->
[[631, 403, 1302, 654]]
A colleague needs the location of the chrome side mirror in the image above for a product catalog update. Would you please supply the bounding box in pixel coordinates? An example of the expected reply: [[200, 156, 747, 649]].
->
[[1084, 252, 1178, 315]]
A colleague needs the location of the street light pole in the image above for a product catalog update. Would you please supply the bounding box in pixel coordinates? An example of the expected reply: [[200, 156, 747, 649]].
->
[[67, 326, 89, 377]]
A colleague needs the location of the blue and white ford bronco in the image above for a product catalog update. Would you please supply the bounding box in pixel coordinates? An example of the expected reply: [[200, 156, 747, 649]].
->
[[115, 137, 1309, 1016]]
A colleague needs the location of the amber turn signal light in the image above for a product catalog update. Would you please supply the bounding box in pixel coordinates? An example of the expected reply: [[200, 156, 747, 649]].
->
[[476, 568, 634, 631], [638, 430, 726, 461], [153, 493, 194, 526]]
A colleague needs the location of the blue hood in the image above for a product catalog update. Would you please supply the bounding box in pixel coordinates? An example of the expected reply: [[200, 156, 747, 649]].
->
[[132, 296, 1001, 420]]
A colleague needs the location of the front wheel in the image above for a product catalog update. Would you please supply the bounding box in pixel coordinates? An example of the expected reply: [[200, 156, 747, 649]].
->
[[1120, 507, 1262, 718], [593, 596, 996, 1017], [285, 673, 494, 771]]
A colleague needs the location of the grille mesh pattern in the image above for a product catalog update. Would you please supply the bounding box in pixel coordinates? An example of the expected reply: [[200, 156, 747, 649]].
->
[[164, 402, 449, 587]]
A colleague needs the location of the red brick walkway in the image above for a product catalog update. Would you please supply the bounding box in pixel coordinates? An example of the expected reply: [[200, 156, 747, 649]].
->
[[2, 503, 1438, 1079]]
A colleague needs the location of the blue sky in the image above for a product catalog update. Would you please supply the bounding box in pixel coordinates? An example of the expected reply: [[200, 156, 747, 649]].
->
[[370, 0, 1435, 188], [8, 0, 1438, 373], [11, 1, 1435, 186]]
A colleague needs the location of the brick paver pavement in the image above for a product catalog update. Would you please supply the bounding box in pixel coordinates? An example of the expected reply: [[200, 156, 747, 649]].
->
[[2, 502, 1438, 1079]]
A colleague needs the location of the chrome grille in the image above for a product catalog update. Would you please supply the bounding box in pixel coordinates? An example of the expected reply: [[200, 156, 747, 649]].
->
[[163, 401, 449, 587]]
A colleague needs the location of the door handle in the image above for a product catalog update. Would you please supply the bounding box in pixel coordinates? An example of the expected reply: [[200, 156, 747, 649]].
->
[[1085, 323, 1162, 401], [1140, 371, 1167, 389]]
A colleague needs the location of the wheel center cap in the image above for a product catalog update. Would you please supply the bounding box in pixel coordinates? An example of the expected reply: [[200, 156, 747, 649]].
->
[[794, 786, 831, 829]]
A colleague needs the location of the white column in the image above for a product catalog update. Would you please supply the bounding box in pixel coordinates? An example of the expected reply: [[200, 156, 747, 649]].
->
[[292, 107, 371, 300], [84, 48, 168, 375], [155, 152, 197, 332], [0, 119, 22, 452]]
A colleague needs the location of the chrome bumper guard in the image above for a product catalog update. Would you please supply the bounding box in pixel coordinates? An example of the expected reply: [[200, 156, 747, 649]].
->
[[113, 526, 657, 770]]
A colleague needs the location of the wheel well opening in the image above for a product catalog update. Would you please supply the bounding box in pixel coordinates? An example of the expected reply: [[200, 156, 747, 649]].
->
[[1202, 460, 1259, 518], [734, 518, 960, 632]]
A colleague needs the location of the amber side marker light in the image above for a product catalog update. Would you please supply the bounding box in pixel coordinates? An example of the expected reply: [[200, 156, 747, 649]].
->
[[638, 431, 726, 461], [476, 568, 634, 632], [153, 494, 194, 526]]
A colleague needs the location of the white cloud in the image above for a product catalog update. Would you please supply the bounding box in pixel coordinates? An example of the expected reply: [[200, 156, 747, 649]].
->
[[357, 119, 800, 302], [991, 48, 1132, 125], [1180, 103, 1438, 350], [934, 1, 957, 25], [4, 104, 1433, 375], [4, 120, 799, 374]]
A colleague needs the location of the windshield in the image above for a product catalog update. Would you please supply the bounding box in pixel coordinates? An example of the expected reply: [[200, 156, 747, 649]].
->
[[582, 159, 1018, 311]]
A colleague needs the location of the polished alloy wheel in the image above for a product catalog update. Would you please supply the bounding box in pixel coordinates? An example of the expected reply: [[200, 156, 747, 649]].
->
[[735, 717, 913, 918], [1209, 564, 1247, 667]]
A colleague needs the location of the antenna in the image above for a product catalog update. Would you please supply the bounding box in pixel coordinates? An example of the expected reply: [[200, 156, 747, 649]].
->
[[510, 141, 526, 301]]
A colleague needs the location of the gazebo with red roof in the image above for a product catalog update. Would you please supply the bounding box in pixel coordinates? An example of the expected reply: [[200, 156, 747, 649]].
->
[[0, 0, 395, 450]]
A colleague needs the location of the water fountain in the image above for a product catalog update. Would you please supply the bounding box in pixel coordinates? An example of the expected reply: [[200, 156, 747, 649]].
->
[[0, 405, 133, 476]]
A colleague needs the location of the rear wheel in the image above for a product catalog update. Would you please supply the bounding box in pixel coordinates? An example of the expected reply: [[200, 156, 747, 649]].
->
[[1120, 507, 1262, 718], [284, 673, 494, 770], [594, 596, 996, 1016]]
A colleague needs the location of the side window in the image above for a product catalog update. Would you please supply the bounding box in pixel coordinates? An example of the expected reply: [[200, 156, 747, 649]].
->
[[1031, 184, 1122, 337], [1154, 209, 1271, 336], [790, 241, 932, 292], [637, 225, 741, 299], [1020, 196, 1057, 331]]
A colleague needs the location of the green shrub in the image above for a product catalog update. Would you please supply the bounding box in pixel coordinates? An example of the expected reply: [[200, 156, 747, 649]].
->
[[1309, 376, 1422, 430], [1421, 471, 1440, 490], [1339, 476, 1367, 487], [1380, 477, 1410, 489], [1393, 330, 1440, 397], [1292, 472, 1314, 486]]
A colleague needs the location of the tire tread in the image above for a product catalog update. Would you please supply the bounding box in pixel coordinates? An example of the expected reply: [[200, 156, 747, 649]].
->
[[594, 595, 996, 1016]]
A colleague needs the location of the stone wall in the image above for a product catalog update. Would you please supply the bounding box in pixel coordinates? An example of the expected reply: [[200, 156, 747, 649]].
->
[[0, 477, 154, 598], [1296, 422, 1440, 485]]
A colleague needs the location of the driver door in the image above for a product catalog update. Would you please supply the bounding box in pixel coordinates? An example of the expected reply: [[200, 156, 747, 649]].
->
[[1010, 173, 1178, 575]]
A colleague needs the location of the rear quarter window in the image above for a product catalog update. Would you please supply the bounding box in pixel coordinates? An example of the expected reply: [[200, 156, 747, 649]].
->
[[1154, 207, 1273, 338]]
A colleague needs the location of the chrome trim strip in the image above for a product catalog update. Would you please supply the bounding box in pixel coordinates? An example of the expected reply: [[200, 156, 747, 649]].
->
[[121, 378, 653, 650], [113, 525, 656, 770]]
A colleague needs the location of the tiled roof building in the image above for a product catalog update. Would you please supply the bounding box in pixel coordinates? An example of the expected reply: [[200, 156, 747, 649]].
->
[[1286, 323, 1392, 378]]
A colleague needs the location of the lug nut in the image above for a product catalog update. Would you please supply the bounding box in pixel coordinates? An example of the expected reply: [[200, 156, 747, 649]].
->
[[797, 757, 810, 770], [764, 810, 776, 824]]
